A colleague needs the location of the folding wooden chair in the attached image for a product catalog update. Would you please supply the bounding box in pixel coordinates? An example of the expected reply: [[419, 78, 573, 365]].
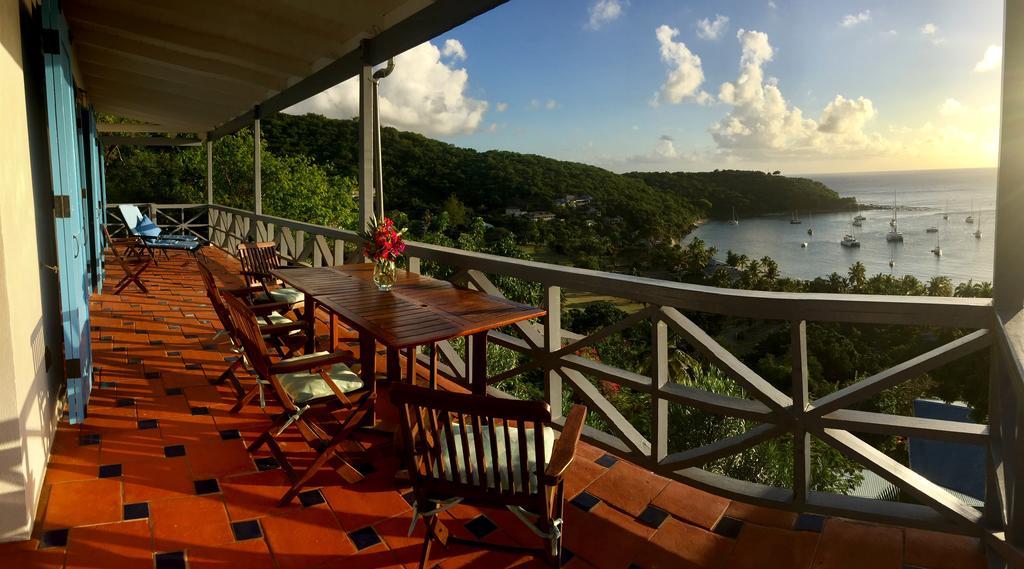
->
[[390, 384, 587, 568], [221, 291, 374, 503], [236, 241, 304, 311], [103, 225, 152, 294], [196, 256, 307, 411]]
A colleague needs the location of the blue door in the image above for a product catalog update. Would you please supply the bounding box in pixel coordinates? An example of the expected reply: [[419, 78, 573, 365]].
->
[[82, 108, 106, 292], [43, 0, 92, 423]]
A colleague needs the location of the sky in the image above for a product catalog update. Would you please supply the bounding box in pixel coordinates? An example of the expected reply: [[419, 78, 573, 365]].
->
[[286, 0, 1005, 175]]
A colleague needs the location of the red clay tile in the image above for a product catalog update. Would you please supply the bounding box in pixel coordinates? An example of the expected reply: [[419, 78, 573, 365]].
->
[[633, 517, 734, 569], [723, 500, 798, 529], [99, 428, 166, 464], [811, 518, 902, 569], [0, 538, 65, 568], [261, 506, 355, 569], [563, 501, 655, 569], [585, 460, 669, 517], [726, 522, 819, 569], [563, 455, 607, 499], [65, 520, 153, 569], [43, 478, 122, 529], [322, 478, 412, 532], [149, 494, 233, 551], [904, 528, 985, 569], [123, 456, 195, 503], [187, 537, 277, 569], [186, 438, 256, 478], [220, 469, 303, 521], [651, 480, 731, 530]]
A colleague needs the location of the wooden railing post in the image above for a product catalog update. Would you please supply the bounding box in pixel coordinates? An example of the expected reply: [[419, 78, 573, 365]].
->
[[545, 285, 562, 419], [791, 320, 811, 504], [408, 256, 420, 274], [652, 318, 669, 465]]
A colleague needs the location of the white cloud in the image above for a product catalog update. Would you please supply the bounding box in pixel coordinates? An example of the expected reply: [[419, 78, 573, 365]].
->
[[696, 15, 729, 40], [840, 10, 871, 28], [710, 29, 889, 157], [441, 39, 467, 62], [768, 1, 777, 8], [653, 24, 711, 105], [654, 134, 679, 158], [529, 98, 558, 111], [586, 0, 624, 30], [921, 22, 938, 36], [495, 102, 508, 112], [974, 45, 1002, 73], [938, 98, 963, 116], [286, 40, 486, 136]]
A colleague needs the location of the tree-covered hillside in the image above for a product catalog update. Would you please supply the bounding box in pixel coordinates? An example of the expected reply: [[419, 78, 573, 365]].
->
[[625, 170, 855, 219]]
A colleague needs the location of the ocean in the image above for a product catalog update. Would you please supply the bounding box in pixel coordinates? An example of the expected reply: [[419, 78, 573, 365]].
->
[[684, 168, 997, 283]]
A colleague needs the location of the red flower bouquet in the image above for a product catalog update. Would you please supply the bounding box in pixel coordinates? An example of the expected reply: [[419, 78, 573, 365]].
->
[[361, 217, 406, 291]]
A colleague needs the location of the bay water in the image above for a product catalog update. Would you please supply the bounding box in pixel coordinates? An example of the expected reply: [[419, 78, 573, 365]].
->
[[685, 168, 997, 283]]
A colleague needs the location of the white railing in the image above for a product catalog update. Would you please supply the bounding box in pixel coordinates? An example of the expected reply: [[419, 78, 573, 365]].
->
[[139, 203, 1023, 563]]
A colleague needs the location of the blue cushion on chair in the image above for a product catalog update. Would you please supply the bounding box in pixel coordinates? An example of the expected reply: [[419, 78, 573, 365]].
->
[[136, 214, 162, 237]]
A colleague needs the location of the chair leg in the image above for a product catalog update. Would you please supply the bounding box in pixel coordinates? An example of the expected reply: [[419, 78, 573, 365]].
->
[[419, 516, 450, 569], [229, 383, 262, 414]]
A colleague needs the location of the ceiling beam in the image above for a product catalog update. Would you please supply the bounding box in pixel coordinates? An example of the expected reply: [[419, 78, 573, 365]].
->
[[74, 34, 284, 91], [65, 6, 312, 78], [96, 123, 184, 134], [208, 0, 510, 139], [80, 60, 269, 102], [100, 135, 202, 147]]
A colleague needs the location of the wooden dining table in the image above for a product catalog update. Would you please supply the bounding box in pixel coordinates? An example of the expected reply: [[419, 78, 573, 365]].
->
[[270, 264, 546, 399]]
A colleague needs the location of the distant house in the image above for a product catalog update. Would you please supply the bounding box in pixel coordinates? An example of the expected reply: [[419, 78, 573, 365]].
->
[[849, 399, 984, 506], [504, 207, 524, 217], [526, 211, 556, 222], [555, 194, 594, 208]]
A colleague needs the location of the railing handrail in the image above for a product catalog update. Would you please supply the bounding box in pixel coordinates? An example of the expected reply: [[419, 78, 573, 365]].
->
[[200, 203, 993, 328]]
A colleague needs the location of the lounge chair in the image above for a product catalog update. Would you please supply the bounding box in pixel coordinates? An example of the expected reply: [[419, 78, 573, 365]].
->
[[117, 204, 204, 260]]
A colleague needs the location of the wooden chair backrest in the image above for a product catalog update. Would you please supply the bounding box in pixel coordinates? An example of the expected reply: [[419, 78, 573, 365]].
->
[[196, 257, 235, 338], [222, 289, 275, 383], [390, 384, 553, 505], [237, 241, 281, 287]]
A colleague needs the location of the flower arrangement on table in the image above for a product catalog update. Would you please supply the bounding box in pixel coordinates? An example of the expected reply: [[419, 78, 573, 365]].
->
[[361, 216, 407, 291]]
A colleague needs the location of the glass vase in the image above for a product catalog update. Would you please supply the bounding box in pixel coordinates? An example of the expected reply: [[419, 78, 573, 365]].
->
[[372, 259, 397, 292]]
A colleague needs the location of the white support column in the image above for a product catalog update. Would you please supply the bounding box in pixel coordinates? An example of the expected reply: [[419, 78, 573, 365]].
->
[[205, 139, 213, 205], [545, 285, 563, 419], [357, 43, 375, 235], [651, 319, 669, 464], [253, 106, 262, 218], [994, 1, 1024, 313]]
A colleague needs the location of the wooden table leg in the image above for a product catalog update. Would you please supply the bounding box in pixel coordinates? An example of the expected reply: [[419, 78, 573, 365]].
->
[[359, 333, 377, 421], [469, 331, 488, 395], [329, 313, 336, 351], [386, 347, 402, 384], [304, 299, 317, 353]]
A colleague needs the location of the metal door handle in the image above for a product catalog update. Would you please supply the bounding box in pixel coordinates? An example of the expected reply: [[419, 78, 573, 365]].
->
[[73, 234, 80, 258], [45, 264, 59, 274]]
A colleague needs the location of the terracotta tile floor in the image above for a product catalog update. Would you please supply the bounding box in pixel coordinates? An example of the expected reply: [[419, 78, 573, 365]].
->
[[0, 247, 988, 568]]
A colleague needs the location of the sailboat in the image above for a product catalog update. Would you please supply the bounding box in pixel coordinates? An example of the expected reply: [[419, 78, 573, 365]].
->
[[932, 238, 942, 257], [943, 199, 949, 221], [841, 216, 860, 247], [728, 207, 739, 225], [886, 192, 903, 242], [806, 212, 813, 235], [926, 226, 939, 233], [854, 205, 866, 222], [790, 209, 802, 224], [975, 213, 983, 239], [966, 198, 975, 224]]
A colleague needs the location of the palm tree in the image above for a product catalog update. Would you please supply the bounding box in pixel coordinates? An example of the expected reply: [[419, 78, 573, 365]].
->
[[848, 262, 867, 291], [761, 257, 780, 284], [927, 276, 953, 297]]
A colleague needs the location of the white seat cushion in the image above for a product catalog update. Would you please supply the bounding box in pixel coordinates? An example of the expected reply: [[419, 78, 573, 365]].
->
[[277, 351, 362, 405], [436, 423, 555, 493], [268, 287, 304, 305]]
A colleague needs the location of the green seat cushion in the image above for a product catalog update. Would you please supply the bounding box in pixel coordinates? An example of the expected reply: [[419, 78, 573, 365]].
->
[[268, 287, 304, 305], [260, 311, 302, 336], [435, 423, 555, 493], [278, 351, 362, 405]]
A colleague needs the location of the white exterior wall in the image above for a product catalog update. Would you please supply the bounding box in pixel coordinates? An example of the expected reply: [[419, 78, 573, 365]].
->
[[0, 0, 64, 542]]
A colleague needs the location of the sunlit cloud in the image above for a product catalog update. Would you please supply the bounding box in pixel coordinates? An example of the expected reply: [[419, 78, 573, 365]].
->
[[840, 10, 871, 28], [974, 45, 1002, 73]]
